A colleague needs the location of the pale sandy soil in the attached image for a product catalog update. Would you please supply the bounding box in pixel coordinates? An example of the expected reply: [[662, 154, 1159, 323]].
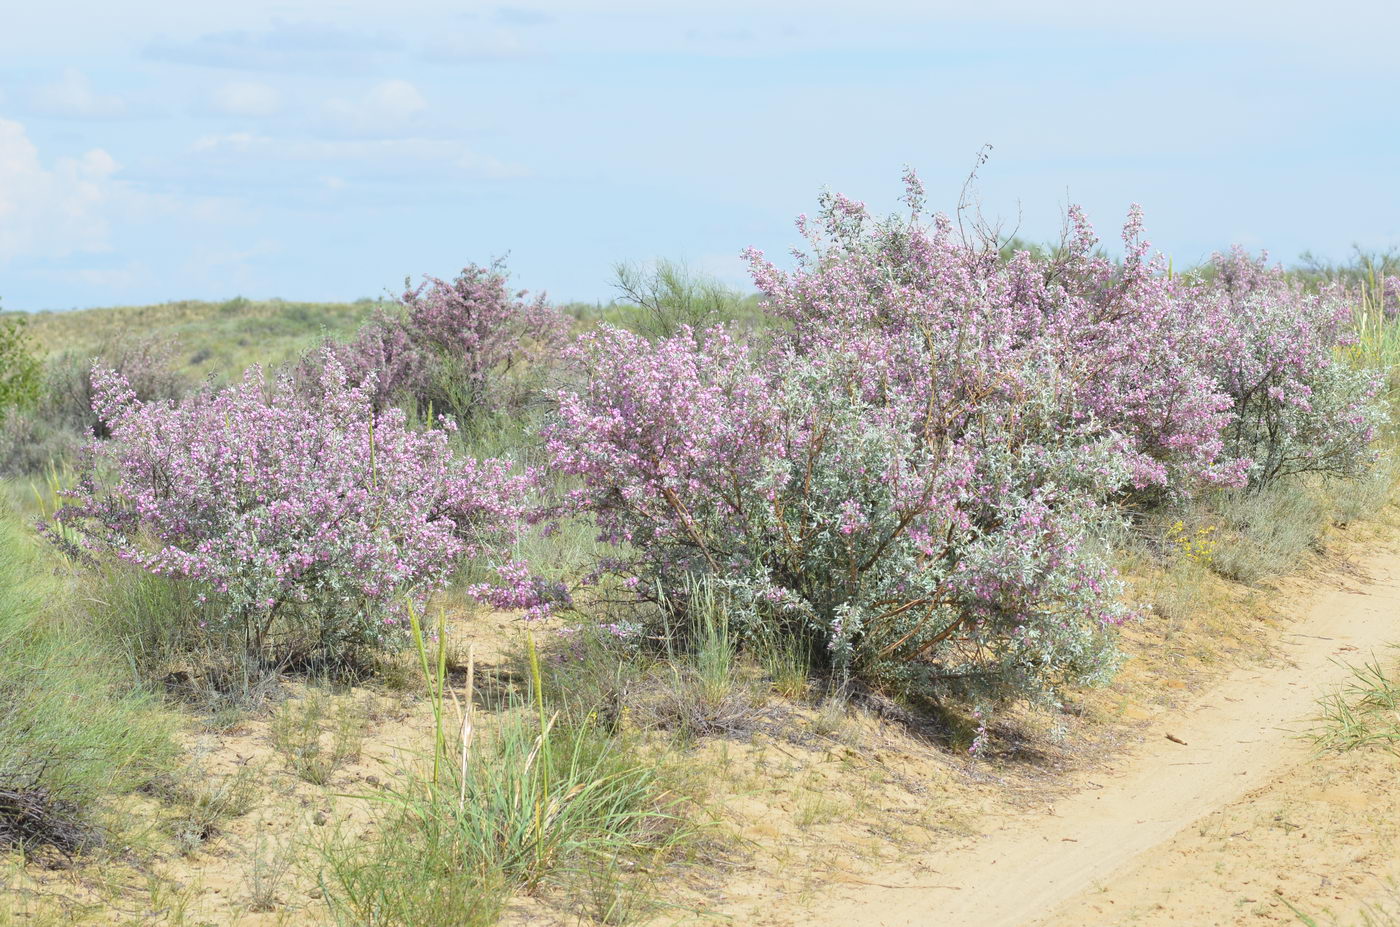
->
[[712, 533, 1400, 927]]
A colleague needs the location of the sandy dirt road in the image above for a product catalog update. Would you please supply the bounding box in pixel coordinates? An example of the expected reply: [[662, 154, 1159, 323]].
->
[[737, 541, 1400, 927]]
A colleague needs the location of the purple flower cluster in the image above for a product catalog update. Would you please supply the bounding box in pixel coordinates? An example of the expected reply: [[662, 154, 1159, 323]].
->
[[327, 261, 567, 420], [1203, 247, 1384, 484], [48, 350, 547, 654], [747, 185, 1244, 493]]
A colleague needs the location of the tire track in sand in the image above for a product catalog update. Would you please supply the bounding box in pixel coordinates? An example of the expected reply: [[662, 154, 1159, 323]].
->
[[739, 540, 1400, 927]]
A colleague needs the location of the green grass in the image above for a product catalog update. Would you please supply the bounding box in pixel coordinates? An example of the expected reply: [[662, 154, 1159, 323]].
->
[[160, 762, 261, 857], [1342, 269, 1400, 453], [753, 625, 814, 700], [1308, 653, 1400, 755], [1208, 481, 1330, 584], [22, 297, 379, 383], [319, 627, 693, 927], [73, 561, 289, 718], [269, 693, 366, 786], [0, 511, 177, 857]]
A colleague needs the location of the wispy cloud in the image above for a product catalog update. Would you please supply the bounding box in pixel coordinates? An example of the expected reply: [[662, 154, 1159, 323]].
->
[[188, 131, 528, 180], [26, 69, 126, 118], [0, 118, 121, 260], [421, 29, 528, 63], [207, 80, 282, 117], [145, 21, 398, 73], [0, 118, 243, 306], [321, 79, 427, 134]]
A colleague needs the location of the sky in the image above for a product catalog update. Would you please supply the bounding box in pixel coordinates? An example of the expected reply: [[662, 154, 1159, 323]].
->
[[1, 0, 1398, 311]]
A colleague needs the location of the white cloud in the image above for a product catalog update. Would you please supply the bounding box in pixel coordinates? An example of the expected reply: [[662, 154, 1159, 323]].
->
[[322, 79, 427, 133], [209, 80, 281, 116], [0, 118, 121, 260], [364, 79, 426, 120], [0, 118, 240, 267], [28, 68, 126, 117]]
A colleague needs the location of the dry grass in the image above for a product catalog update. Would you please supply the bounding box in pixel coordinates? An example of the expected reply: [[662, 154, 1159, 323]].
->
[[269, 692, 367, 786]]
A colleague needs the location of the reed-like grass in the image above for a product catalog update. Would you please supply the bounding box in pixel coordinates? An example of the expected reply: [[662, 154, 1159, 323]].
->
[[1345, 273, 1400, 408], [1308, 653, 1400, 755], [1341, 270, 1400, 480]]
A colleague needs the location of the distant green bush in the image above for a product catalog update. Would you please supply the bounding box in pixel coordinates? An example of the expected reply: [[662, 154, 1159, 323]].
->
[[610, 258, 760, 339], [0, 314, 41, 425]]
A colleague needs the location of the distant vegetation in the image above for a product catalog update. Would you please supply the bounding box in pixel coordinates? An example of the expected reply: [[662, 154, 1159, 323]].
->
[[1, 172, 1397, 924], [21, 296, 379, 379], [0, 313, 41, 425]]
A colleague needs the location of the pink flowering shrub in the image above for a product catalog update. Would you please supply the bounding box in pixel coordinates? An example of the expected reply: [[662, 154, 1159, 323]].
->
[[748, 175, 1242, 493], [548, 326, 1133, 700], [47, 335, 187, 438], [328, 261, 567, 422], [1202, 248, 1385, 487], [47, 351, 546, 658], [547, 172, 1387, 702]]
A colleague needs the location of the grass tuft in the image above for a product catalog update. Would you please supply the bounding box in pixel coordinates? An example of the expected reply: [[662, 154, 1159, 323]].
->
[[0, 513, 176, 858], [318, 615, 694, 926], [270, 693, 366, 786], [1209, 482, 1329, 584], [1308, 653, 1400, 755]]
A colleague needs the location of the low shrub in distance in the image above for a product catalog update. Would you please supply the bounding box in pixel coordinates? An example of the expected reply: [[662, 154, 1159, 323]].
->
[[0, 314, 41, 426], [327, 261, 568, 426]]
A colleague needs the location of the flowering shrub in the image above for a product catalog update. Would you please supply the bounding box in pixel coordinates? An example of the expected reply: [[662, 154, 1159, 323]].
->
[[48, 351, 545, 658], [747, 176, 1242, 493], [328, 261, 567, 422], [548, 326, 1133, 701], [548, 172, 1387, 705], [1202, 248, 1385, 487], [45, 335, 187, 438], [2, 335, 187, 477]]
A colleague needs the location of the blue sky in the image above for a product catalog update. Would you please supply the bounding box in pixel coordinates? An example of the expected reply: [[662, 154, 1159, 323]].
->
[[1, 0, 1397, 310]]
